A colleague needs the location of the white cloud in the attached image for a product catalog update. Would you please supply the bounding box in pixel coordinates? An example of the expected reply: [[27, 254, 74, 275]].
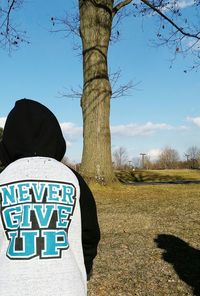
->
[[161, 0, 194, 11], [177, 0, 195, 9], [150, 0, 195, 16], [0, 117, 187, 143], [147, 148, 162, 161], [111, 122, 173, 137], [60, 122, 82, 142], [0, 117, 6, 128], [136, 0, 194, 9], [187, 116, 200, 127]]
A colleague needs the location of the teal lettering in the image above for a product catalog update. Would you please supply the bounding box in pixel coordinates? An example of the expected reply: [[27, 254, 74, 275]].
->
[[2, 205, 22, 229], [33, 204, 55, 228], [1, 185, 16, 207], [61, 185, 75, 204], [20, 204, 32, 228], [41, 230, 68, 257], [7, 230, 39, 259], [32, 182, 46, 202], [18, 183, 31, 203], [47, 184, 60, 202], [56, 205, 73, 228]]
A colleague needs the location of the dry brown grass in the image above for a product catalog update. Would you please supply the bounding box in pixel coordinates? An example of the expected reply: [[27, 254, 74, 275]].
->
[[116, 169, 200, 183], [88, 183, 200, 296]]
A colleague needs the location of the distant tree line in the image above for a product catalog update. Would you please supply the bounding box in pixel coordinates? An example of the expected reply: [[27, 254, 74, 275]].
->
[[113, 146, 200, 170], [1, 125, 199, 171]]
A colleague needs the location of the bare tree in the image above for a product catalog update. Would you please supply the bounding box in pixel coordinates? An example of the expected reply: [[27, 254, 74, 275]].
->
[[78, 0, 136, 182], [2, 1, 200, 182], [1, 1, 200, 182], [0, 0, 27, 51], [185, 146, 200, 168], [113, 146, 128, 169], [52, 0, 200, 183], [144, 154, 152, 170], [157, 146, 180, 169], [186, 146, 200, 159]]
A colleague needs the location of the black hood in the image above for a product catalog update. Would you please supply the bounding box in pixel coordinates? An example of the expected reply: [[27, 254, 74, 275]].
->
[[0, 99, 66, 167]]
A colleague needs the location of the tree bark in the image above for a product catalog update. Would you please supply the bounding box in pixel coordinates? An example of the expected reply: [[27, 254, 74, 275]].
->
[[79, 0, 115, 183]]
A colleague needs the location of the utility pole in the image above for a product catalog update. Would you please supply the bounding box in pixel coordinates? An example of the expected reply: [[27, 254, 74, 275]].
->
[[184, 154, 190, 162], [140, 153, 146, 169], [184, 154, 190, 169]]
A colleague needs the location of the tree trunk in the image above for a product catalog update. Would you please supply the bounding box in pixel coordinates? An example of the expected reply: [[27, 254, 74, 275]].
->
[[79, 0, 115, 183]]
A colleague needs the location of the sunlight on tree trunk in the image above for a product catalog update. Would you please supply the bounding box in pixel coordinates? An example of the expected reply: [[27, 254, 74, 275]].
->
[[79, 0, 115, 183]]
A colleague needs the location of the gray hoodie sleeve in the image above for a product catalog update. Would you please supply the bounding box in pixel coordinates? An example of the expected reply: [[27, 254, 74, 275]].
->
[[70, 169, 101, 277]]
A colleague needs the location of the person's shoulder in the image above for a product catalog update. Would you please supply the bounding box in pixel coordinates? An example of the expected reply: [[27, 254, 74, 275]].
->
[[0, 157, 80, 187]]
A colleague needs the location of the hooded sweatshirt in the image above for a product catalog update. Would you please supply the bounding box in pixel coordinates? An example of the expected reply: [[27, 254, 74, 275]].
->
[[0, 99, 100, 296]]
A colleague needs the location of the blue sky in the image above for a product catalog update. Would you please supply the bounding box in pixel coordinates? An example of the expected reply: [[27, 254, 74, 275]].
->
[[0, 0, 200, 163]]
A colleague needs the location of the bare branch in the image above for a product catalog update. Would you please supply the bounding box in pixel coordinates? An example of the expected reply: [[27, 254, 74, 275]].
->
[[112, 0, 133, 17], [58, 86, 82, 99], [51, 13, 80, 38], [109, 68, 139, 99], [141, 0, 200, 40], [59, 69, 137, 100], [111, 80, 134, 98], [111, 2, 133, 43], [50, 9, 81, 53], [5, 0, 16, 33], [109, 69, 121, 89], [0, 0, 28, 51]]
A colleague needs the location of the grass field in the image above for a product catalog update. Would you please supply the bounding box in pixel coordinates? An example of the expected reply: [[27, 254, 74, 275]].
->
[[115, 169, 200, 183], [87, 182, 200, 296]]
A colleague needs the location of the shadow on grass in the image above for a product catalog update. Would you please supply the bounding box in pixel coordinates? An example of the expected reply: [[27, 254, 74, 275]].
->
[[115, 170, 187, 183], [155, 234, 200, 296]]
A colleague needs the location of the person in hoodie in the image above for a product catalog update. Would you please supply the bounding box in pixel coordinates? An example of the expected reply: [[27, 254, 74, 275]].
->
[[0, 99, 100, 296]]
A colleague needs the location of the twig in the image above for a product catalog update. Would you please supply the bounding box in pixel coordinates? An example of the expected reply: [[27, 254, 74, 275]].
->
[[112, 0, 133, 17], [141, 0, 200, 40]]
